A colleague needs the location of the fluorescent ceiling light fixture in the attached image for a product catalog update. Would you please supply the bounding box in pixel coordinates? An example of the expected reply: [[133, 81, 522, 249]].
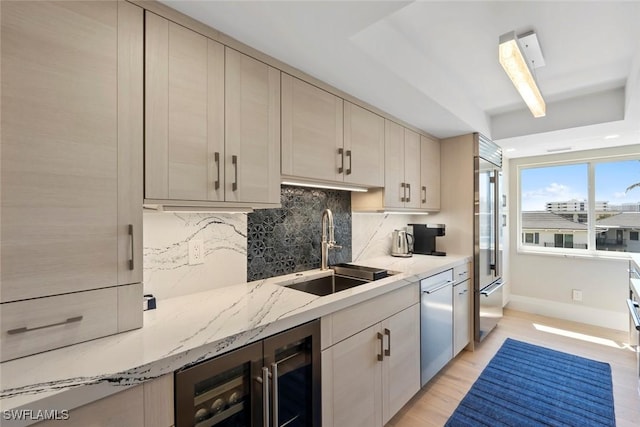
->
[[499, 31, 546, 118], [546, 147, 572, 153], [282, 180, 368, 193]]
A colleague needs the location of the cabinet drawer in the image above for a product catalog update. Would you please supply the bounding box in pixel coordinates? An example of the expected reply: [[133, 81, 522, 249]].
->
[[2, 288, 121, 362], [330, 283, 418, 345], [453, 263, 470, 283]]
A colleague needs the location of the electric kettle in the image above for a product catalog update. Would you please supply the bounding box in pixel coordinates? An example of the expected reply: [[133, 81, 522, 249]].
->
[[391, 229, 414, 257]]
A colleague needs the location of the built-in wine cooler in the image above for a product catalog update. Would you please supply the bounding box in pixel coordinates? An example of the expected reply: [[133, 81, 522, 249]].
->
[[175, 320, 321, 427]]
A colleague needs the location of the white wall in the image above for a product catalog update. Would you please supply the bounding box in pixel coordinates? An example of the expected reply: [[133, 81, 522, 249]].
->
[[507, 146, 638, 331]]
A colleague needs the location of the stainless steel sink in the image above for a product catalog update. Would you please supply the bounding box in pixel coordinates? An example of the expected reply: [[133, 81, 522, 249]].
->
[[285, 274, 369, 296]]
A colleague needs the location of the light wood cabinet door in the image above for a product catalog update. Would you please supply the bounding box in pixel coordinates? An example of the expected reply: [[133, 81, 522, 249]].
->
[[420, 134, 441, 211], [145, 13, 224, 202], [382, 304, 421, 425], [403, 129, 421, 209], [35, 386, 144, 427], [225, 48, 281, 204], [344, 102, 385, 187], [454, 279, 471, 356], [1, 0, 142, 301], [384, 120, 405, 208], [282, 74, 343, 182], [329, 324, 383, 427]]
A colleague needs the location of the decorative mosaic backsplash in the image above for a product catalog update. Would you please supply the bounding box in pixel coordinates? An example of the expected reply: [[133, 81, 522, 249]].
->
[[247, 186, 352, 280]]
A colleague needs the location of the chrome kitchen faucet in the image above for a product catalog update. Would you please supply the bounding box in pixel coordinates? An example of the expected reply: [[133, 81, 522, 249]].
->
[[321, 209, 341, 270]]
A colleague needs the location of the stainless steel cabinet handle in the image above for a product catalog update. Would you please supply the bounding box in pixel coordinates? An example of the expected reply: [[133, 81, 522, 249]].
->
[[338, 148, 344, 174], [481, 280, 504, 297], [7, 316, 83, 335], [259, 366, 269, 427], [458, 289, 468, 295], [407, 183, 411, 202], [214, 152, 220, 190], [627, 299, 640, 330], [384, 328, 391, 357], [502, 194, 507, 207], [422, 280, 454, 294], [377, 332, 384, 361], [422, 186, 427, 204], [502, 214, 507, 227], [128, 224, 134, 270], [346, 150, 352, 175], [232, 155, 238, 192], [401, 182, 406, 202], [271, 363, 279, 427]]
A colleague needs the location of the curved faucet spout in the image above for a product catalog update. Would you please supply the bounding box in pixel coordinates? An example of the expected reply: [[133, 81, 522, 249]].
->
[[321, 209, 341, 270]]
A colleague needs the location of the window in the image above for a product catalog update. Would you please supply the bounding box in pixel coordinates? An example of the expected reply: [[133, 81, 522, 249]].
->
[[564, 234, 573, 249], [519, 158, 640, 254]]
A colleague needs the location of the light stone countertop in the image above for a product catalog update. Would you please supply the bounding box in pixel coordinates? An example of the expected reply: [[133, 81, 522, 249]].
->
[[0, 254, 469, 420]]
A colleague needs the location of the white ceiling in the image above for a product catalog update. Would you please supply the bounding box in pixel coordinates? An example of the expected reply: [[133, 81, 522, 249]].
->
[[161, 0, 640, 158]]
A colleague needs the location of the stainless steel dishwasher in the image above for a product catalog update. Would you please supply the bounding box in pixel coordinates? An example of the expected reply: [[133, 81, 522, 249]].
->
[[420, 269, 454, 386]]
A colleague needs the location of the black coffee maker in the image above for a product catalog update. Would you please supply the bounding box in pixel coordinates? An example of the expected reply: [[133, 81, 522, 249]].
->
[[408, 224, 446, 256]]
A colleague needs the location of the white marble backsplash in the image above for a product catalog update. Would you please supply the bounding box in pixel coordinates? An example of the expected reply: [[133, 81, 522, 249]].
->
[[143, 212, 247, 300], [352, 213, 428, 261]]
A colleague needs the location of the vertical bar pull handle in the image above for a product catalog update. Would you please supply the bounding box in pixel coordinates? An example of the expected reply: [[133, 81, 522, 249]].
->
[[406, 183, 411, 203], [400, 182, 406, 202], [271, 363, 279, 427], [260, 366, 270, 427], [346, 150, 352, 175], [384, 328, 391, 356], [422, 186, 427, 204], [128, 224, 134, 270], [232, 155, 238, 192], [337, 148, 344, 174], [377, 332, 384, 361], [214, 152, 220, 190]]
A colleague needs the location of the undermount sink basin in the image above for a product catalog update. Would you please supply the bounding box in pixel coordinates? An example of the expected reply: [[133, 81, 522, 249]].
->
[[285, 274, 369, 296]]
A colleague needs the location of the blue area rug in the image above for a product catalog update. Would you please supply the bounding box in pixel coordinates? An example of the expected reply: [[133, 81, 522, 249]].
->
[[445, 338, 615, 426]]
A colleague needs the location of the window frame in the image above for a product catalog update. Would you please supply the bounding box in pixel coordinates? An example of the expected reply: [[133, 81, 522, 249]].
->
[[517, 153, 640, 259]]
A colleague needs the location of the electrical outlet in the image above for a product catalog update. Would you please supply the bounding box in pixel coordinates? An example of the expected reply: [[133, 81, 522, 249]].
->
[[188, 239, 204, 265], [572, 289, 582, 302]]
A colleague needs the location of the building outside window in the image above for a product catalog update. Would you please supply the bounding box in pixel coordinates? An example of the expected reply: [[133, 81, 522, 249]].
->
[[520, 158, 640, 254]]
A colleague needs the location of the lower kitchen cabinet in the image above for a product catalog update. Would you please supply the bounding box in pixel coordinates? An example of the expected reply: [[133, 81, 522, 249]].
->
[[453, 263, 471, 356], [323, 302, 420, 427], [453, 279, 471, 356], [34, 374, 173, 427]]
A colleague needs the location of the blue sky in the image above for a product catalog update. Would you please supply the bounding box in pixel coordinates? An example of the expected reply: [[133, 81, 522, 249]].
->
[[521, 160, 640, 211]]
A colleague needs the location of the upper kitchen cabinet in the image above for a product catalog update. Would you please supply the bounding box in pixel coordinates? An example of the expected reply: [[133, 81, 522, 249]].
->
[[1, 0, 143, 360], [281, 74, 344, 182], [281, 78, 383, 189], [145, 14, 280, 208], [381, 121, 421, 209], [352, 122, 434, 213], [420, 135, 441, 211], [225, 48, 281, 205], [343, 101, 385, 187], [145, 12, 225, 204]]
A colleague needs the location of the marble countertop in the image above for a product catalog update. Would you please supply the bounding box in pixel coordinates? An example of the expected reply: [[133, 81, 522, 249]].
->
[[0, 254, 469, 416]]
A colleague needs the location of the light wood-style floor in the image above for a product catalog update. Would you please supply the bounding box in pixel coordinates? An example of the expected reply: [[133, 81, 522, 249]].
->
[[387, 309, 640, 427]]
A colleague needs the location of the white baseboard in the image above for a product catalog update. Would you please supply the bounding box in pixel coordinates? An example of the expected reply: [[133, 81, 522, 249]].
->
[[506, 294, 627, 332]]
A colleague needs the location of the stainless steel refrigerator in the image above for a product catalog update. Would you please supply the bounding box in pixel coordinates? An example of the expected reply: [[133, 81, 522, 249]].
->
[[474, 134, 504, 341]]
